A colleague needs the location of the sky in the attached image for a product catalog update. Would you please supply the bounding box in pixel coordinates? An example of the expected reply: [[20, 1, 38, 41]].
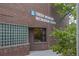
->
[[69, 15, 76, 24]]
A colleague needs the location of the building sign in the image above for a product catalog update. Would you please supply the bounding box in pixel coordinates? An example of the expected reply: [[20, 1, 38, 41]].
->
[[31, 10, 56, 24]]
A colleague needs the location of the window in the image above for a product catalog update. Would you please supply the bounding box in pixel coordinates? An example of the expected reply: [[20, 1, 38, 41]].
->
[[0, 23, 28, 47], [33, 28, 46, 42]]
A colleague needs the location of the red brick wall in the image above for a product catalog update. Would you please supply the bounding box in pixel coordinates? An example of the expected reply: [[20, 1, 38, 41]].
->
[[0, 44, 29, 56], [30, 42, 48, 51], [0, 3, 59, 55]]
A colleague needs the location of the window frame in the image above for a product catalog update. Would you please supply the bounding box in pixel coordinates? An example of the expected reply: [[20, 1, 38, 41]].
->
[[0, 23, 29, 48], [33, 28, 47, 42]]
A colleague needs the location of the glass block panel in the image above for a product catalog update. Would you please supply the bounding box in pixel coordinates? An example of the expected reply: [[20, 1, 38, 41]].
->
[[0, 23, 28, 47]]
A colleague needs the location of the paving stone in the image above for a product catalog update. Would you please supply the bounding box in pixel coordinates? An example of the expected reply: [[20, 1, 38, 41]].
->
[[28, 50, 60, 56]]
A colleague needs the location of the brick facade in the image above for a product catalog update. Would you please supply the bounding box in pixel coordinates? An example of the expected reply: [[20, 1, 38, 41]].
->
[[0, 3, 68, 56]]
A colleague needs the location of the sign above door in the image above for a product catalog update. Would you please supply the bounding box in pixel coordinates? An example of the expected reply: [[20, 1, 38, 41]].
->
[[31, 10, 56, 24]]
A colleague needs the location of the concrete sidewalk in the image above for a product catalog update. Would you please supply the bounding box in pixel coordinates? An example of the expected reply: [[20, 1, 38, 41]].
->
[[28, 50, 60, 56]]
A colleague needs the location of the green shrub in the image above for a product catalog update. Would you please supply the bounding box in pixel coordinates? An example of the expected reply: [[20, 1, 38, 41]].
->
[[50, 23, 76, 56]]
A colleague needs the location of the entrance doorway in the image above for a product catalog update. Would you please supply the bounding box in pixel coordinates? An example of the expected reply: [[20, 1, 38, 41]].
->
[[29, 27, 46, 50]]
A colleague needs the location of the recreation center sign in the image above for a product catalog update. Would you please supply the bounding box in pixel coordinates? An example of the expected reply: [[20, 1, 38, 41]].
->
[[31, 10, 56, 24]]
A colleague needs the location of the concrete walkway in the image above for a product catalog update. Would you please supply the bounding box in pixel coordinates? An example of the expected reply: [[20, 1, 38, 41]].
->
[[28, 50, 60, 56]]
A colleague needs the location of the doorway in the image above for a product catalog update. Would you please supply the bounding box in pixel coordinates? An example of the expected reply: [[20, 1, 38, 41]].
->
[[29, 27, 46, 50]]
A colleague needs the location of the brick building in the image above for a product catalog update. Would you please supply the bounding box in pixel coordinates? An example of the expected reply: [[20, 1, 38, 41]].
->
[[0, 3, 69, 56]]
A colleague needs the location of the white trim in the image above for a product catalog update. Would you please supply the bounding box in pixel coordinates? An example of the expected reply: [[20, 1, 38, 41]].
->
[[0, 43, 29, 49], [0, 22, 28, 27], [33, 42, 48, 44]]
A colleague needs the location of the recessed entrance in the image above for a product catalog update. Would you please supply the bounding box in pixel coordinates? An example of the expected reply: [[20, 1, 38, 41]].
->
[[29, 27, 47, 50]]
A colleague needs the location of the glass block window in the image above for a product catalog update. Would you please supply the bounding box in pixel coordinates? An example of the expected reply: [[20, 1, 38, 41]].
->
[[0, 23, 28, 47]]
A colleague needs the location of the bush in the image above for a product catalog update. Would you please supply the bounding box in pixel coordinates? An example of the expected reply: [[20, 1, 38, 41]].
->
[[50, 23, 76, 56]]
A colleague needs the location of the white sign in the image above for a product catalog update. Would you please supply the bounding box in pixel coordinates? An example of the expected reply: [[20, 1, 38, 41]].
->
[[31, 10, 56, 24], [35, 16, 56, 24]]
